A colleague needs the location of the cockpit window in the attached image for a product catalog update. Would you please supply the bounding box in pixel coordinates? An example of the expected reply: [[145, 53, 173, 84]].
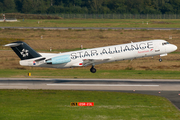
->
[[162, 42, 170, 45]]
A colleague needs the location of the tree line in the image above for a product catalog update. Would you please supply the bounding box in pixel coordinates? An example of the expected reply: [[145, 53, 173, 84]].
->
[[0, 0, 180, 14]]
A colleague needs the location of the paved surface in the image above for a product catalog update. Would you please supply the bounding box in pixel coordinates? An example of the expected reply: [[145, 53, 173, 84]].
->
[[1, 26, 180, 30], [0, 78, 180, 109], [0, 78, 180, 91]]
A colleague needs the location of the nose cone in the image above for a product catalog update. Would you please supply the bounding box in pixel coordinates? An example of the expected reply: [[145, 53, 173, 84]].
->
[[166, 44, 177, 53], [172, 44, 178, 51]]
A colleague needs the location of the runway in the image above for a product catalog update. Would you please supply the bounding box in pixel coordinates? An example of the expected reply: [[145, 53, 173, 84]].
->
[[0, 78, 180, 90], [0, 78, 180, 109], [1, 26, 180, 30]]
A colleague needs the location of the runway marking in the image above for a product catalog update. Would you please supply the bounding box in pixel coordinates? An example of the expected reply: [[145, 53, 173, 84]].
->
[[47, 84, 159, 87]]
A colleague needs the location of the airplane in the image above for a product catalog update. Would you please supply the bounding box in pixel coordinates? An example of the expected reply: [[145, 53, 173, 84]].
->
[[5, 40, 177, 73]]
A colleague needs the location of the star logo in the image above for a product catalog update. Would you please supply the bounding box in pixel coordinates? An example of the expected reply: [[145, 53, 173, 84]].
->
[[20, 49, 29, 57]]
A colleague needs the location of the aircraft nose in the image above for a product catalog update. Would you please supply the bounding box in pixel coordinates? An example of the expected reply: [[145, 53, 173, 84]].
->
[[166, 44, 177, 53], [172, 44, 178, 51]]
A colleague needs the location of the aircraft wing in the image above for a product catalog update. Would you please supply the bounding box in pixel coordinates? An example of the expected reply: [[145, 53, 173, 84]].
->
[[82, 57, 111, 66]]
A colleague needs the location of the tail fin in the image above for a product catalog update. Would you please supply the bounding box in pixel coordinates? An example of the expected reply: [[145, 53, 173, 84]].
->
[[4, 41, 41, 60]]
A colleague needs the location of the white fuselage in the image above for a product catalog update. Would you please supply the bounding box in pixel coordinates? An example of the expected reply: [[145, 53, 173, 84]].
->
[[19, 39, 177, 68]]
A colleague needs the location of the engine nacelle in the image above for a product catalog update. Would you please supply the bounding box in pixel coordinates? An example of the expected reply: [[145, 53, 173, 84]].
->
[[46, 55, 71, 64]]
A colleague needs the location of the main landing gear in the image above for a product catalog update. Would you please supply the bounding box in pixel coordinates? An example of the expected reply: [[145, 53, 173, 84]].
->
[[90, 65, 96, 73]]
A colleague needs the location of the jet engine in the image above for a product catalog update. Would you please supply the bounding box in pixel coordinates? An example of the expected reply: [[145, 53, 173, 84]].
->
[[46, 55, 71, 64]]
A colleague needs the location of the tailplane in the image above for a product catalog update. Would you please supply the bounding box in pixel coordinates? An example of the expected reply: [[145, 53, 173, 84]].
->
[[5, 41, 41, 60]]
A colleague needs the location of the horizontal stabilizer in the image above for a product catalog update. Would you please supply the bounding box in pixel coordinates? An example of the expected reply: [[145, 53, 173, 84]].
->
[[4, 43, 22, 47]]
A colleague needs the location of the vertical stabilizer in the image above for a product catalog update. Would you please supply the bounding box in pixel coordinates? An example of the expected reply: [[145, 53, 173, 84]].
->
[[4, 41, 41, 60]]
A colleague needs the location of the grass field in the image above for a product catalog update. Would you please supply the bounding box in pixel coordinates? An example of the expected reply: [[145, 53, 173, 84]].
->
[[1, 29, 180, 52], [0, 69, 180, 79], [1, 19, 180, 28], [0, 90, 179, 120]]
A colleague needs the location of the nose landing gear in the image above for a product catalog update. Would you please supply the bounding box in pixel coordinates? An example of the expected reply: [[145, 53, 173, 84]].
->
[[159, 55, 162, 62], [90, 66, 96, 73], [159, 58, 162, 62]]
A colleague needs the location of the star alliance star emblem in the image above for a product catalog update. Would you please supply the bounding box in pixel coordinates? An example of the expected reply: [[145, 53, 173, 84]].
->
[[20, 49, 29, 57]]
